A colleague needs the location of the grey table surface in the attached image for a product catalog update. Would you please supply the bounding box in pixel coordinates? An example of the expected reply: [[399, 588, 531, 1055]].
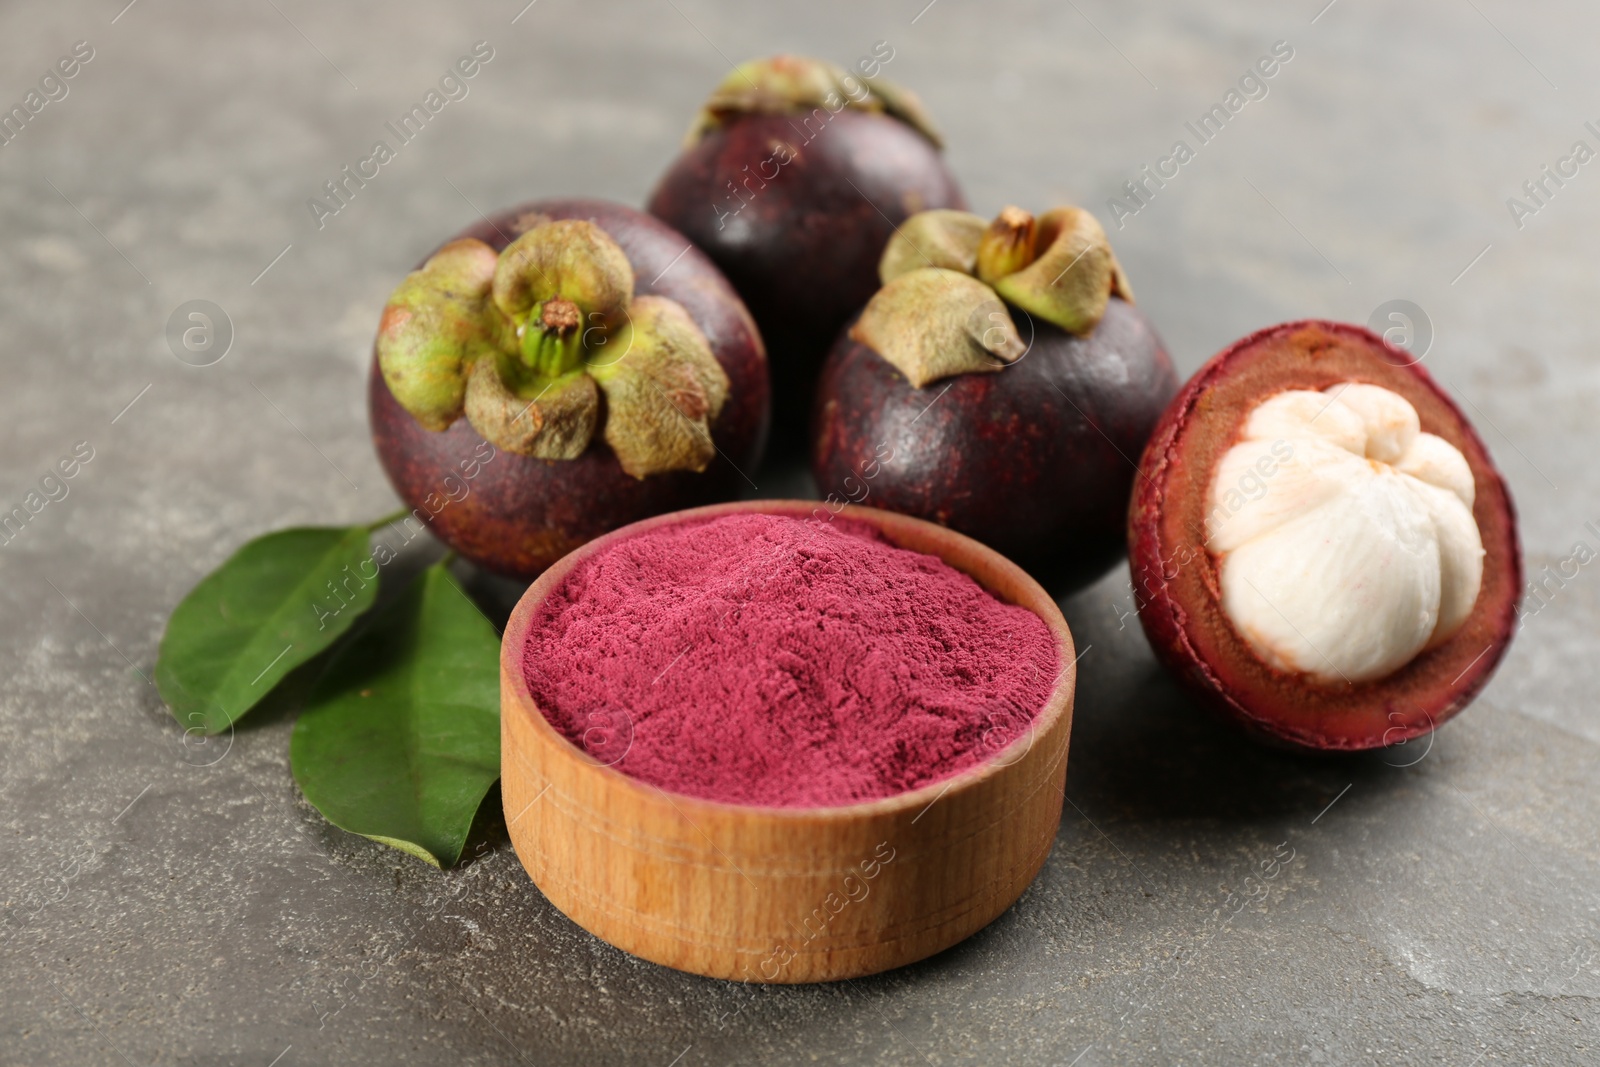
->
[[2, 1, 1596, 1064]]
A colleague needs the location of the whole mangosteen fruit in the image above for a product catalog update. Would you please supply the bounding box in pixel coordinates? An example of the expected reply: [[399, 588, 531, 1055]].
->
[[810, 205, 1178, 593], [369, 199, 768, 580], [647, 55, 966, 453], [1128, 320, 1522, 752]]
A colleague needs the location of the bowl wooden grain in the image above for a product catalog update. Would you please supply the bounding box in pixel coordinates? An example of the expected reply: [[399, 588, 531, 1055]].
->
[[500, 500, 1077, 983]]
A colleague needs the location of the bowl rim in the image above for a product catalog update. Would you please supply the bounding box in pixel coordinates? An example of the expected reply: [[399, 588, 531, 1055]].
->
[[501, 498, 1076, 821]]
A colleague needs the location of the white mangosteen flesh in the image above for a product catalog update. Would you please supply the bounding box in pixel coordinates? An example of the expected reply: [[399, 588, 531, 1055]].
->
[[1205, 383, 1484, 684]]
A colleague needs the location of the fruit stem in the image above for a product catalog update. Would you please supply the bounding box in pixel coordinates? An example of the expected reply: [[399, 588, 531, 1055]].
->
[[975, 206, 1038, 286], [521, 298, 589, 380]]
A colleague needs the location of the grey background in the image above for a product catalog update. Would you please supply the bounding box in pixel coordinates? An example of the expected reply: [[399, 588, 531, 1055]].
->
[[1, 0, 1595, 1064]]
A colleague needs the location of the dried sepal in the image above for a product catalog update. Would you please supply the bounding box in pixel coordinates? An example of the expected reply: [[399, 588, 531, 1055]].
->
[[879, 209, 987, 284], [850, 268, 1025, 389], [376, 239, 500, 431], [510, 210, 553, 237], [491, 219, 634, 334], [589, 295, 730, 478], [463, 357, 598, 459], [686, 55, 943, 148], [991, 207, 1128, 336], [862, 75, 944, 149]]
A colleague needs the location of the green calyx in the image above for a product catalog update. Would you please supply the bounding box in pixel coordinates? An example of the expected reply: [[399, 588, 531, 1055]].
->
[[685, 54, 943, 148], [851, 269, 1025, 389], [376, 218, 729, 478], [990, 207, 1135, 335], [860, 204, 1135, 388]]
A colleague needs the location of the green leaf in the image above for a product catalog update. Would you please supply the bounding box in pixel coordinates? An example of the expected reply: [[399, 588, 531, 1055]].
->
[[157, 526, 380, 735], [289, 563, 501, 868]]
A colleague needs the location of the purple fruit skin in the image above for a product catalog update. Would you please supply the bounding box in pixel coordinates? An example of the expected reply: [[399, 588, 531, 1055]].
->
[[811, 298, 1177, 592], [370, 199, 769, 580], [647, 110, 965, 449]]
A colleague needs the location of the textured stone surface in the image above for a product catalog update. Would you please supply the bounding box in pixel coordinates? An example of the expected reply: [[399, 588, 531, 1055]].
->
[[1, 1, 1595, 1064]]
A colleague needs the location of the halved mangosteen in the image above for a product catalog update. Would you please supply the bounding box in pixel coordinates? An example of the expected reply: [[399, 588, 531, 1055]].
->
[[1128, 320, 1521, 752]]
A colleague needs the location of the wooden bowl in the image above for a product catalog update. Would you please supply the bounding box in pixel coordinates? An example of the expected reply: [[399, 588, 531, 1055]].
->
[[500, 500, 1076, 983]]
